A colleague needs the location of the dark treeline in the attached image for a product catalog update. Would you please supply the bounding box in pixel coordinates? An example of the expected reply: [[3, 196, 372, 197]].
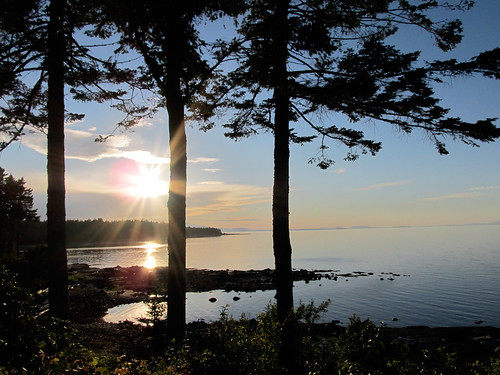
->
[[20, 219, 222, 247]]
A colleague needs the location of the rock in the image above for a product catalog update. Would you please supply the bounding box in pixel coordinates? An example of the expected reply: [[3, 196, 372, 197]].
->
[[209, 297, 217, 303], [475, 320, 483, 325], [392, 317, 399, 321], [232, 296, 240, 301]]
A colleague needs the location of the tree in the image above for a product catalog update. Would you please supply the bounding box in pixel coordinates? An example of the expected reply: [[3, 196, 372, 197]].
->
[[0, 0, 138, 318], [0, 167, 39, 258], [45, 0, 69, 319], [213, 0, 499, 370], [100, 0, 241, 340]]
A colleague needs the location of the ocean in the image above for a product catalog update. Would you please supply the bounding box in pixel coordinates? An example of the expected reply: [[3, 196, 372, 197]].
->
[[67, 224, 500, 327]]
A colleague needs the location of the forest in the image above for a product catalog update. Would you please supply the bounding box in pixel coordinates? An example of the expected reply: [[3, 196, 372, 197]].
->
[[19, 219, 223, 248]]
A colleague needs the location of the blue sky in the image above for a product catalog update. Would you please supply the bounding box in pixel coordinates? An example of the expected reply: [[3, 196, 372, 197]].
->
[[0, 1, 499, 230]]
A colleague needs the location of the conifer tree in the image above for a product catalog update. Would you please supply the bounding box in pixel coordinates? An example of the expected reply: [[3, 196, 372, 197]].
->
[[100, 0, 242, 340], [0, 167, 39, 257], [211, 0, 499, 370], [0, 0, 137, 318]]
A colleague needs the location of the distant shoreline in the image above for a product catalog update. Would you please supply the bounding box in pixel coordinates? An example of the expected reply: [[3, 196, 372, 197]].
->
[[67, 233, 225, 249], [20, 220, 223, 249]]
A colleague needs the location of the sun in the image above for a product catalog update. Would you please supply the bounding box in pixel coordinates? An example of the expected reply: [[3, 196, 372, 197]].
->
[[110, 160, 168, 199], [125, 164, 168, 198], [109, 160, 169, 199]]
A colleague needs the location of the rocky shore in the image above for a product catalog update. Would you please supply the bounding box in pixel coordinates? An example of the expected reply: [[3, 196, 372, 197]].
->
[[67, 264, 335, 322], [66, 264, 500, 361]]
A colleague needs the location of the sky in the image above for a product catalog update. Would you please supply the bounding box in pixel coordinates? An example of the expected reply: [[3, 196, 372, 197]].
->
[[0, 1, 499, 231]]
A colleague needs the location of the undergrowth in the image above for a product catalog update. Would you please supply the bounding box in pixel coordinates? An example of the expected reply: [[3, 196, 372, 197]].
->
[[1, 264, 499, 374]]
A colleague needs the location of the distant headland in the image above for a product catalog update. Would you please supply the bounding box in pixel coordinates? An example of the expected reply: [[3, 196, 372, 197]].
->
[[19, 219, 222, 248]]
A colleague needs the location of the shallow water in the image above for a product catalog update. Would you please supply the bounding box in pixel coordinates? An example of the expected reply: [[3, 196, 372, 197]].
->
[[68, 225, 500, 327]]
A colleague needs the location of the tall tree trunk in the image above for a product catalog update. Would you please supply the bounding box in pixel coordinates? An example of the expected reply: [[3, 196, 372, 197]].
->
[[272, 0, 299, 372], [272, 0, 293, 328], [47, 0, 68, 319], [166, 15, 187, 341]]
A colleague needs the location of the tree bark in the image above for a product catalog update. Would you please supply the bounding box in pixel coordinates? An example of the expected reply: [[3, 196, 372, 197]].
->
[[272, 0, 293, 328], [166, 14, 187, 341], [271, 0, 300, 373], [47, 0, 68, 319]]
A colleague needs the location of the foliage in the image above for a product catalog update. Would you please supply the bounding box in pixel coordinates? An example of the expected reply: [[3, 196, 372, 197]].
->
[[97, 0, 245, 340], [0, 0, 142, 150], [0, 264, 85, 373], [217, 0, 500, 165], [0, 167, 39, 258], [1, 276, 499, 375], [204, 4, 500, 363], [177, 305, 282, 374], [333, 315, 392, 374]]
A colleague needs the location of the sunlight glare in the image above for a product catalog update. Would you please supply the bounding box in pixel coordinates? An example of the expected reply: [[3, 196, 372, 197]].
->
[[141, 242, 164, 269], [144, 255, 157, 269], [126, 165, 168, 198], [110, 160, 168, 199]]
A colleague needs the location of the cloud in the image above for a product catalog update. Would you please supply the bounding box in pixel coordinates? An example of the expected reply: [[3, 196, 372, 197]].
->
[[198, 181, 224, 185], [469, 185, 500, 191], [203, 168, 221, 173], [420, 192, 481, 202], [189, 157, 220, 164], [354, 180, 409, 192], [134, 118, 153, 127], [105, 134, 132, 148], [213, 217, 261, 222], [104, 150, 170, 164], [335, 168, 346, 174], [187, 182, 271, 217], [20, 128, 169, 164]]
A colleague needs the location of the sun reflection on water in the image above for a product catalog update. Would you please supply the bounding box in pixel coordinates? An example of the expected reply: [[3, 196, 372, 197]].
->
[[141, 242, 165, 269]]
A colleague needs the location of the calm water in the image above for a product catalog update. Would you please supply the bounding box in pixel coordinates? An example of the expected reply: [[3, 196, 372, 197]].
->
[[68, 225, 500, 327]]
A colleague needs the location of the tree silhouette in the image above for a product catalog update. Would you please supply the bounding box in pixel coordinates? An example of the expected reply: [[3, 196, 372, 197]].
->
[[100, 0, 241, 340], [0, 0, 139, 318], [212, 0, 499, 370], [0, 167, 39, 258]]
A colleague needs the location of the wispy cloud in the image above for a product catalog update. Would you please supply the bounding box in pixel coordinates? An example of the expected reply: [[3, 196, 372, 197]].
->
[[104, 150, 170, 164], [20, 128, 170, 164], [335, 168, 346, 174], [213, 217, 261, 222], [189, 157, 220, 164], [421, 185, 499, 202], [188, 182, 271, 217], [421, 192, 481, 202], [469, 185, 500, 191], [354, 180, 409, 192], [134, 118, 153, 127], [203, 168, 221, 173], [198, 181, 224, 185]]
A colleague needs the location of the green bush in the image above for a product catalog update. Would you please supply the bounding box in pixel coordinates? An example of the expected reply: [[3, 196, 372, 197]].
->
[[2, 271, 498, 375], [0, 264, 42, 370], [180, 306, 282, 374]]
